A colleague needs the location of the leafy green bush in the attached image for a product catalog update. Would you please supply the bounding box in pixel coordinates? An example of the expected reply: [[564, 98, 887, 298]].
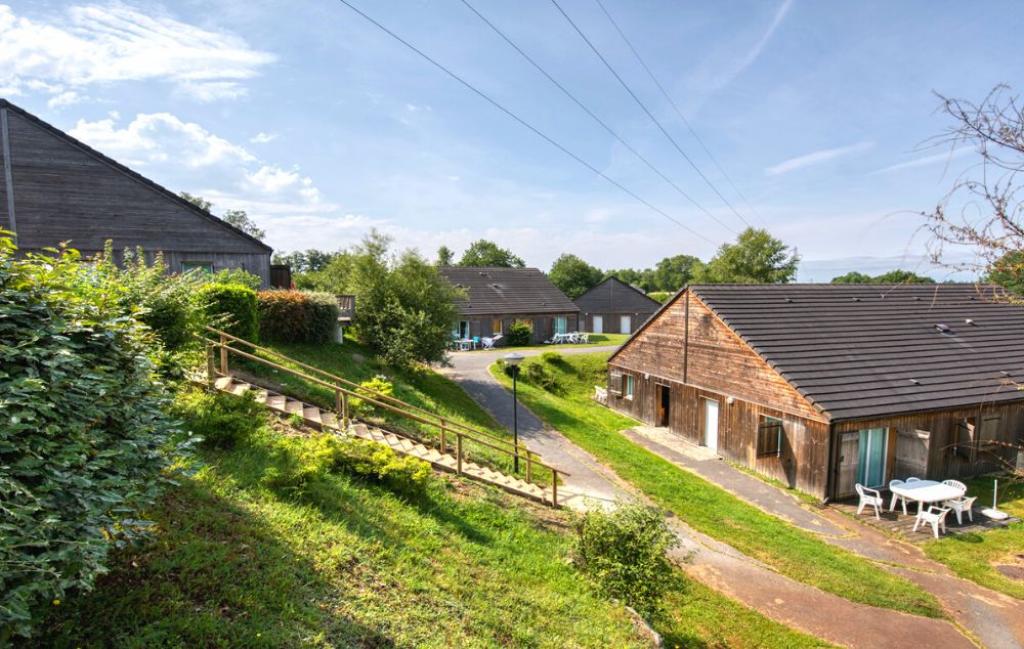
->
[[173, 388, 266, 449], [262, 434, 431, 497], [646, 291, 672, 304], [257, 290, 339, 344], [198, 283, 259, 341], [0, 235, 181, 640], [350, 375, 394, 418], [209, 267, 262, 290], [572, 504, 679, 619], [505, 321, 532, 346]]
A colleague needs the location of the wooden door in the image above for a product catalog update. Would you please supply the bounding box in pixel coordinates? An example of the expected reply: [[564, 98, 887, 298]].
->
[[836, 432, 859, 498], [620, 315, 631, 334], [656, 384, 670, 427], [593, 315, 603, 334]]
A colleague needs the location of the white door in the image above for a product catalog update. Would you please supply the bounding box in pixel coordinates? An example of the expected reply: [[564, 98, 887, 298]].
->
[[620, 315, 631, 334], [704, 399, 719, 453], [592, 315, 603, 334]]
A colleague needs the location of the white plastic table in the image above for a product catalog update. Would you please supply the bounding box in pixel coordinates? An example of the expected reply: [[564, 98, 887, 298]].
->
[[889, 480, 963, 513]]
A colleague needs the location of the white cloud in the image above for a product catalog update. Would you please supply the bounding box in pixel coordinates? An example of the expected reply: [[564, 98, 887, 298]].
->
[[249, 131, 278, 144], [765, 141, 874, 176], [70, 112, 255, 167], [0, 3, 274, 103], [46, 90, 81, 108], [868, 146, 974, 175], [245, 165, 302, 193]]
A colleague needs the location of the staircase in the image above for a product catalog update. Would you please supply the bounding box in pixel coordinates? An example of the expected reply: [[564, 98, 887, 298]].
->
[[211, 374, 556, 506]]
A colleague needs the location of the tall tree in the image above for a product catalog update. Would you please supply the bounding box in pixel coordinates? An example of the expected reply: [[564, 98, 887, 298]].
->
[[549, 253, 603, 299], [457, 239, 525, 268], [831, 270, 935, 284], [222, 209, 265, 241], [830, 271, 874, 284], [179, 191, 212, 212], [696, 228, 799, 284], [923, 85, 1023, 293], [652, 254, 702, 291], [437, 245, 454, 266]]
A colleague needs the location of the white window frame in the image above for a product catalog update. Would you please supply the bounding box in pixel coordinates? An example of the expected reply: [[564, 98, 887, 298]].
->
[[181, 261, 214, 274], [624, 374, 635, 400]]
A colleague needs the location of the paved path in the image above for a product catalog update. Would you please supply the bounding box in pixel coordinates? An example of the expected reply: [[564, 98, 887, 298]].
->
[[626, 426, 1024, 649], [441, 349, 974, 648]]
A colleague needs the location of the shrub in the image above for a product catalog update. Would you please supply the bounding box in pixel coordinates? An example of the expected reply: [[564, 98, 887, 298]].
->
[[257, 290, 339, 344], [523, 361, 560, 394], [350, 375, 394, 418], [505, 321, 532, 346], [646, 291, 672, 304], [572, 504, 679, 619], [209, 267, 262, 290], [0, 235, 181, 639], [172, 388, 266, 449], [198, 283, 258, 341]]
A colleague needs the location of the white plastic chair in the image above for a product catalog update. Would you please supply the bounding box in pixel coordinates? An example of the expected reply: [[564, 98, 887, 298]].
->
[[906, 476, 921, 483], [579, 332, 589, 344], [855, 483, 884, 519], [943, 495, 977, 525], [913, 505, 951, 538], [888, 479, 909, 515], [942, 479, 967, 494]]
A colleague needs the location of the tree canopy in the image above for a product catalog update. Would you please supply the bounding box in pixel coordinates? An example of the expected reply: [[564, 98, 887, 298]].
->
[[695, 228, 799, 284], [457, 239, 525, 268], [549, 253, 603, 299], [831, 270, 935, 284], [436, 245, 454, 266], [178, 192, 265, 240]]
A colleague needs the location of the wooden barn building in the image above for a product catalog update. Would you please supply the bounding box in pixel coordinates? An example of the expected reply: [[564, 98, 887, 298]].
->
[[440, 266, 579, 345], [606, 284, 1024, 501], [574, 276, 661, 335], [0, 99, 273, 286]]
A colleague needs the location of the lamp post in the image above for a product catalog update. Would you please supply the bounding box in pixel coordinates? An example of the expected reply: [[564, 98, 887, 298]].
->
[[504, 352, 525, 473]]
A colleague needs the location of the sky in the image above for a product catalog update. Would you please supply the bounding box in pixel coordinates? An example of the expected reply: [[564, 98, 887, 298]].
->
[[1, 0, 1021, 280]]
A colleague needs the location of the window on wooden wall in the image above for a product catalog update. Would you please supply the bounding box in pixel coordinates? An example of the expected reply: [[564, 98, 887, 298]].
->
[[757, 415, 784, 457], [979, 416, 1001, 455], [182, 261, 214, 274], [951, 417, 975, 458], [624, 375, 635, 400], [609, 371, 623, 395], [492, 318, 503, 335]]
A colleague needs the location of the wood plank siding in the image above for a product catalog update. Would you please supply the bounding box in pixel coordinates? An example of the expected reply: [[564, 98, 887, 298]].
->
[[607, 285, 1024, 501], [608, 290, 831, 496], [574, 277, 660, 335], [0, 100, 272, 286]]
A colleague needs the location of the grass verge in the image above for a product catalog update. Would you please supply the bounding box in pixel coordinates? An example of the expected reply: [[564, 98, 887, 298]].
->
[[489, 352, 946, 619], [923, 477, 1024, 599]]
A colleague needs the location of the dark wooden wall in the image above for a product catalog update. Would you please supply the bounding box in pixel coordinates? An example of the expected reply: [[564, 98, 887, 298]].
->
[[460, 313, 579, 344], [2, 108, 271, 286], [580, 311, 653, 334]]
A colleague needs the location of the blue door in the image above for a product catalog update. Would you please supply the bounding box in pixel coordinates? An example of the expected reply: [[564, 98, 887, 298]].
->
[[857, 427, 887, 487]]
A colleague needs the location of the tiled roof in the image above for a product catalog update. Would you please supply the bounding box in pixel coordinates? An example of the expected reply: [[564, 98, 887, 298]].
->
[[440, 266, 579, 316], [692, 283, 1024, 421]]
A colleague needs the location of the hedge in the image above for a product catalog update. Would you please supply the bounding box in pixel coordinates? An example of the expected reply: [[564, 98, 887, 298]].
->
[[0, 236, 179, 640], [257, 290, 339, 344], [198, 283, 259, 341]]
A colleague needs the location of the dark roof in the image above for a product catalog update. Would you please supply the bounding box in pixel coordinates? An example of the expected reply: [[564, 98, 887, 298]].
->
[[574, 276, 661, 314], [0, 98, 272, 253], [440, 266, 579, 316], [691, 283, 1024, 421]]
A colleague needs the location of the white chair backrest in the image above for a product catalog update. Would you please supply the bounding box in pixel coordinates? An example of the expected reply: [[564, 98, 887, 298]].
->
[[942, 479, 967, 492], [855, 483, 865, 497], [889, 479, 904, 489], [906, 477, 921, 483]]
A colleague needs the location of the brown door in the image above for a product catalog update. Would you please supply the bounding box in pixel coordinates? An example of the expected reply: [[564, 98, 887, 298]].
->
[[836, 432, 859, 498], [656, 384, 670, 427]]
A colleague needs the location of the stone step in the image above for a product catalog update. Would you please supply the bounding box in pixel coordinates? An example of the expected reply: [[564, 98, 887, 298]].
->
[[303, 407, 322, 424], [265, 394, 286, 411], [321, 412, 339, 429], [214, 376, 234, 390], [284, 400, 304, 415], [231, 382, 251, 396]]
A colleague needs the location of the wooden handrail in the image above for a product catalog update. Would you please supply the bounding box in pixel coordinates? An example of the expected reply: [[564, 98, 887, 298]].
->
[[205, 327, 528, 455], [203, 335, 568, 479]]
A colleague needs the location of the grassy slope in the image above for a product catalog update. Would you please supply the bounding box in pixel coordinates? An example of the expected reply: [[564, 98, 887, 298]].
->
[[490, 352, 946, 619], [27, 424, 648, 648], [924, 478, 1024, 599]]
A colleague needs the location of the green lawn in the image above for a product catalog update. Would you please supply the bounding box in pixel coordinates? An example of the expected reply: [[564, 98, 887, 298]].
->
[[25, 394, 829, 648], [490, 352, 947, 619], [923, 477, 1024, 599]]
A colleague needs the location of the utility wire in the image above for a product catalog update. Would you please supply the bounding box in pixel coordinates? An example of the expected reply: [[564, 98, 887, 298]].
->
[[593, 0, 765, 226], [459, 0, 737, 235], [334, 0, 718, 244], [550, 0, 754, 230]]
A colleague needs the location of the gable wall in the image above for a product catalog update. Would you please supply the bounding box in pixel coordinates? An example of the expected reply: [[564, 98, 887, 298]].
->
[[6, 110, 267, 257]]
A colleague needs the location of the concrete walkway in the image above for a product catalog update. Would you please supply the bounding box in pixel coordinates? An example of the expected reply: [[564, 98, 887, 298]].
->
[[626, 426, 1024, 649], [441, 349, 975, 648]]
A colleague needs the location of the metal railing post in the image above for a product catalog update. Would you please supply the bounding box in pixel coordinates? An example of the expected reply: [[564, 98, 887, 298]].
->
[[439, 418, 447, 455], [456, 433, 463, 475], [551, 470, 558, 507], [219, 333, 229, 376]]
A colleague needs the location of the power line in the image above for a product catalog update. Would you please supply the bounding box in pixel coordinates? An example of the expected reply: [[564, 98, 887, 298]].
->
[[333, 0, 718, 245], [459, 0, 737, 235], [549, 0, 754, 230], [593, 0, 765, 226]]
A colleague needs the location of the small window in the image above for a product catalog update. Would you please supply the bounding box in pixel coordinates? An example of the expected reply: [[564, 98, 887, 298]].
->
[[757, 415, 783, 457], [554, 316, 568, 335], [609, 371, 623, 395], [181, 261, 214, 274], [624, 375, 635, 400], [492, 318, 503, 335]]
